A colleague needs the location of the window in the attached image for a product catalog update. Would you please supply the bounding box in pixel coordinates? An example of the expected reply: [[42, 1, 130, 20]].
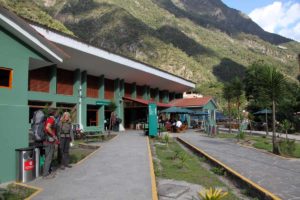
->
[[87, 105, 99, 127], [0, 67, 13, 88]]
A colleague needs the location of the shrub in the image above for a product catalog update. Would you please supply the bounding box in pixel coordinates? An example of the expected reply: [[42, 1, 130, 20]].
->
[[178, 152, 189, 168], [163, 133, 170, 145], [210, 167, 225, 176], [236, 131, 245, 140], [279, 139, 296, 156], [199, 187, 228, 200]]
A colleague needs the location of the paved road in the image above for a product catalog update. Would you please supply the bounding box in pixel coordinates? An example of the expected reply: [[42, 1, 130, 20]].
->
[[180, 133, 300, 200], [219, 127, 300, 141], [29, 132, 152, 200]]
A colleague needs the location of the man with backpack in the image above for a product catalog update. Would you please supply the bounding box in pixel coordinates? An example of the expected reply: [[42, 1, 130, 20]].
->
[[42, 108, 59, 179]]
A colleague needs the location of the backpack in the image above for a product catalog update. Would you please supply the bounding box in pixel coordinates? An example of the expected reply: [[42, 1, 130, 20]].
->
[[31, 110, 46, 141]]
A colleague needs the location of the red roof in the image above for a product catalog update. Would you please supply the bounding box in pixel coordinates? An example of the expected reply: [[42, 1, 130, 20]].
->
[[170, 97, 213, 107]]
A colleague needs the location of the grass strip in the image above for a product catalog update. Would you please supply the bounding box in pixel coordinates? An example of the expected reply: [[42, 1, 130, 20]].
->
[[152, 139, 240, 200]]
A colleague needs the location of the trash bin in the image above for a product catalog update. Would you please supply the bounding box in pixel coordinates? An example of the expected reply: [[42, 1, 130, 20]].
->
[[15, 147, 36, 182]]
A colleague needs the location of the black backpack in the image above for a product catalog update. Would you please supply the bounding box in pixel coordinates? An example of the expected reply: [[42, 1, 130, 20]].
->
[[31, 110, 46, 141]]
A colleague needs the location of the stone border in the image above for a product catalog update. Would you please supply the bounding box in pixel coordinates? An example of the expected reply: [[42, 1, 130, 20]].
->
[[14, 182, 43, 200], [147, 137, 158, 200], [177, 137, 282, 200]]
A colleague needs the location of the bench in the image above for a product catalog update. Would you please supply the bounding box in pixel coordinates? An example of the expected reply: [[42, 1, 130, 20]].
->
[[84, 131, 104, 143]]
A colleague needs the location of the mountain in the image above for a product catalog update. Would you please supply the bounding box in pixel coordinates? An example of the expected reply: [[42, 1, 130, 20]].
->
[[156, 0, 292, 45], [1, 0, 300, 95]]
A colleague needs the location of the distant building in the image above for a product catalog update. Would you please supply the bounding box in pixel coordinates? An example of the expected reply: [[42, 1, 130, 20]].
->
[[183, 91, 203, 98], [170, 96, 217, 132]]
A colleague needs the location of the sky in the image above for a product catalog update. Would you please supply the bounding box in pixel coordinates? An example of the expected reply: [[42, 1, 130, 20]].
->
[[221, 0, 300, 42]]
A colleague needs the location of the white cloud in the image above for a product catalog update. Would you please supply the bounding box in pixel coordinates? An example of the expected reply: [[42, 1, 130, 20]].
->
[[279, 22, 300, 42], [249, 1, 300, 42]]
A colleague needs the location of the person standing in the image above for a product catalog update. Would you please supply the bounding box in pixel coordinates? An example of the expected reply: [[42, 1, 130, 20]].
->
[[58, 112, 74, 169], [109, 111, 116, 132], [43, 109, 59, 179]]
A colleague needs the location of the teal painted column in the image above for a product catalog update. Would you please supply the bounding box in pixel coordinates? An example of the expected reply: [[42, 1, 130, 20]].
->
[[50, 65, 57, 95], [99, 75, 104, 99], [114, 79, 122, 120], [162, 90, 169, 103], [98, 106, 104, 132], [147, 86, 151, 100], [120, 79, 124, 123], [99, 75, 105, 131], [50, 65, 57, 107], [131, 82, 136, 99], [143, 85, 150, 100], [74, 69, 81, 124], [81, 71, 87, 129], [154, 88, 159, 102]]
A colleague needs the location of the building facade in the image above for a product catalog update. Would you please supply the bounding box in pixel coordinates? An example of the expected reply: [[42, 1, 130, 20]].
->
[[0, 7, 195, 183]]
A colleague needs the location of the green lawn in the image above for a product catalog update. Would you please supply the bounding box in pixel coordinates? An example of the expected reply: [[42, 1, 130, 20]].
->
[[153, 139, 240, 200], [217, 133, 300, 158], [2, 184, 36, 200], [69, 148, 96, 164]]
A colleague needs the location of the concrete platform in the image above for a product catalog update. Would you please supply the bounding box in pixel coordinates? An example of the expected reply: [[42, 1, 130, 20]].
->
[[179, 132, 300, 200], [29, 131, 153, 200]]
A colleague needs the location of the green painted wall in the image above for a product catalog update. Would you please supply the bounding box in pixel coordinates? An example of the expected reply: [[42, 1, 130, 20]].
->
[[203, 100, 217, 126], [0, 27, 46, 183], [131, 82, 136, 99], [162, 90, 169, 103], [0, 25, 186, 183], [154, 88, 159, 102]]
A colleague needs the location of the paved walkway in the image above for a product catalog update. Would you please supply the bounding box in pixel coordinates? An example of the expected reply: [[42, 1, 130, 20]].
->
[[29, 132, 152, 200], [179, 133, 300, 200], [219, 127, 300, 141]]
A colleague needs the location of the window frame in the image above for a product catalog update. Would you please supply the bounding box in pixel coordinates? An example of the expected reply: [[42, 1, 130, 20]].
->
[[0, 67, 13, 89]]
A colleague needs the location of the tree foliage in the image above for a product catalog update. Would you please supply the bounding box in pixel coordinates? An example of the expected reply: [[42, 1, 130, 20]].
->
[[245, 63, 287, 154]]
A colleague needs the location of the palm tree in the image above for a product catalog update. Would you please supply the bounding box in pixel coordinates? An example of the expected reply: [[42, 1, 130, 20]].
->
[[258, 66, 286, 154], [223, 82, 235, 134]]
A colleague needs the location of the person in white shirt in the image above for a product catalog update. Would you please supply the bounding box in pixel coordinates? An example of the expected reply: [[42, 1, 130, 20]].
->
[[176, 120, 182, 128]]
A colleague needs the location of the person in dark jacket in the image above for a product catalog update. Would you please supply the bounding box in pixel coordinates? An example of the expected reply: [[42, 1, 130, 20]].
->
[[58, 112, 74, 169]]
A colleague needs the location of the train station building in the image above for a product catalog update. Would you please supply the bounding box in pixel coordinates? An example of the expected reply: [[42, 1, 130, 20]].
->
[[0, 7, 195, 182]]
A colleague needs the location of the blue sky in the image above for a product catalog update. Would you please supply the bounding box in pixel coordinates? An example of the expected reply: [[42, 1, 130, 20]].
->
[[222, 0, 276, 14], [221, 0, 300, 42]]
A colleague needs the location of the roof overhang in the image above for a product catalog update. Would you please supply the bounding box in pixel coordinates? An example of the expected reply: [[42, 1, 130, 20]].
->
[[32, 25, 195, 93], [0, 7, 66, 63], [123, 97, 171, 107]]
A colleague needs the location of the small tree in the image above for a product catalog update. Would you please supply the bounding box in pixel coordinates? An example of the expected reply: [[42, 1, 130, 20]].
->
[[222, 82, 235, 133], [231, 77, 244, 124], [281, 119, 291, 140]]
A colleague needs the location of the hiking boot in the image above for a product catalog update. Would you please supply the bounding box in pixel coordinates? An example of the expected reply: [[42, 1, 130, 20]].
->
[[65, 165, 72, 168], [60, 166, 65, 170]]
